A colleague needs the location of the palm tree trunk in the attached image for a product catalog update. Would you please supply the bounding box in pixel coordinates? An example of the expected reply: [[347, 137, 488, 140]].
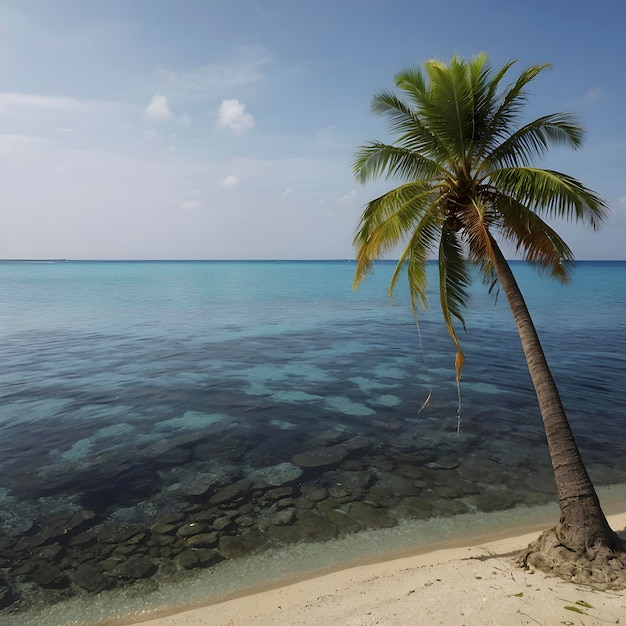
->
[[488, 234, 621, 554]]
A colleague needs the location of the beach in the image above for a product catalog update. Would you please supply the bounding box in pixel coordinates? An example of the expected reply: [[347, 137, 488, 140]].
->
[[121, 511, 626, 626]]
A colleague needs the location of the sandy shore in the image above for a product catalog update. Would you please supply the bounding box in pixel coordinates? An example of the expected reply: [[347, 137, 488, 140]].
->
[[124, 511, 626, 626]]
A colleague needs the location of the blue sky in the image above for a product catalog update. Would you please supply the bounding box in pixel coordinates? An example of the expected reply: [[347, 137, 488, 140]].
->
[[0, 0, 624, 260]]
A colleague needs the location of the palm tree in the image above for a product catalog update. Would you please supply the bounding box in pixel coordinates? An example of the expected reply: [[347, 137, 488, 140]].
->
[[352, 53, 625, 587]]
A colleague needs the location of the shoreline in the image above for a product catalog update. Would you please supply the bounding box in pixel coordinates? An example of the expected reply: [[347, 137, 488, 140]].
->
[[107, 487, 626, 626], [7, 487, 625, 626], [123, 510, 626, 626]]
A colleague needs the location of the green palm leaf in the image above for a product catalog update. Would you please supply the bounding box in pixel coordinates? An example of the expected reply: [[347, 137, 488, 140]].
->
[[388, 203, 441, 310], [489, 167, 608, 227], [353, 143, 443, 184], [353, 182, 436, 288], [495, 195, 575, 280], [483, 113, 585, 171]]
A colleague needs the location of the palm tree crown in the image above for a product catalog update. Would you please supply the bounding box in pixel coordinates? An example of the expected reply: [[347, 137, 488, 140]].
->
[[353, 53, 608, 382]]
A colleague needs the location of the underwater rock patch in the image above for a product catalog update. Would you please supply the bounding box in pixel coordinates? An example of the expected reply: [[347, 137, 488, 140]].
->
[[363, 485, 402, 508], [425, 455, 460, 470], [0, 577, 19, 610], [209, 478, 254, 505], [422, 471, 481, 499], [30, 561, 68, 588], [176, 548, 223, 570], [177, 522, 210, 538], [248, 462, 303, 488], [333, 470, 374, 493], [324, 509, 364, 534], [114, 556, 157, 581], [348, 502, 396, 529], [392, 496, 434, 519], [458, 458, 502, 483], [184, 533, 218, 549], [41, 509, 96, 540], [283, 510, 340, 543], [69, 564, 112, 593], [467, 489, 518, 513], [95, 523, 146, 545], [291, 445, 349, 468], [291, 436, 371, 469], [300, 485, 328, 502], [377, 474, 422, 498], [151, 522, 178, 536], [217, 536, 251, 559]]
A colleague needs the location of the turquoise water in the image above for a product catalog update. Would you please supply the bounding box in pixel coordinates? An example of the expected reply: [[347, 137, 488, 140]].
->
[[1, 260, 625, 623]]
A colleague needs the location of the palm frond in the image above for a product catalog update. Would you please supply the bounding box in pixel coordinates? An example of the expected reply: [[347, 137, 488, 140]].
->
[[479, 259, 499, 296], [480, 63, 552, 153], [482, 113, 585, 171], [465, 209, 495, 266], [420, 57, 479, 162], [466, 55, 503, 139], [371, 89, 452, 164], [488, 167, 609, 228], [353, 183, 436, 288], [353, 142, 443, 184], [388, 203, 441, 309], [394, 65, 429, 109], [494, 194, 576, 281], [437, 227, 472, 410], [371, 91, 423, 133], [438, 227, 472, 331]]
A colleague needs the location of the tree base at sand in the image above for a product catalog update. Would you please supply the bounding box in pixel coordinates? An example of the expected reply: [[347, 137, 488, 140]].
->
[[518, 525, 626, 590]]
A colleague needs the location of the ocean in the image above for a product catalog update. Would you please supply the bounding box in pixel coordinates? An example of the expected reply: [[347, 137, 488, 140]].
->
[[1, 259, 625, 624]]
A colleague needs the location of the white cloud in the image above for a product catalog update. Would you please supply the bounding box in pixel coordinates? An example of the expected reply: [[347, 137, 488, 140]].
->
[[313, 125, 340, 150], [282, 187, 293, 197], [143, 129, 159, 142], [155, 46, 270, 100], [180, 189, 203, 211], [0, 133, 44, 153], [51, 126, 79, 134], [336, 189, 357, 204], [222, 174, 240, 189], [0, 93, 83, 113], [218, 99, 254, 133], [0, 93, 126, 121], [145, 93, 172, 121]]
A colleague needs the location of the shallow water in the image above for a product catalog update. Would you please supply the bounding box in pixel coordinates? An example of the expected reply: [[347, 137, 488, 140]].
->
[[1, 260, 625, 622], [7, 483, 626, 626]]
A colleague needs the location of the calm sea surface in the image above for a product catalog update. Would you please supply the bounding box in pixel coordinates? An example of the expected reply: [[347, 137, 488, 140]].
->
[[1, 260, 625, 623]]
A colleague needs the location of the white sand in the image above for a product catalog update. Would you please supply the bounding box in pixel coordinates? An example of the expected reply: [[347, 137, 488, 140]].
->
[[125, 512, 626, 626]]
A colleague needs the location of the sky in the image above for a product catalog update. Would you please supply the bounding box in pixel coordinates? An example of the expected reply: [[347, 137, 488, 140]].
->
[[0, 0, 625, 260]]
